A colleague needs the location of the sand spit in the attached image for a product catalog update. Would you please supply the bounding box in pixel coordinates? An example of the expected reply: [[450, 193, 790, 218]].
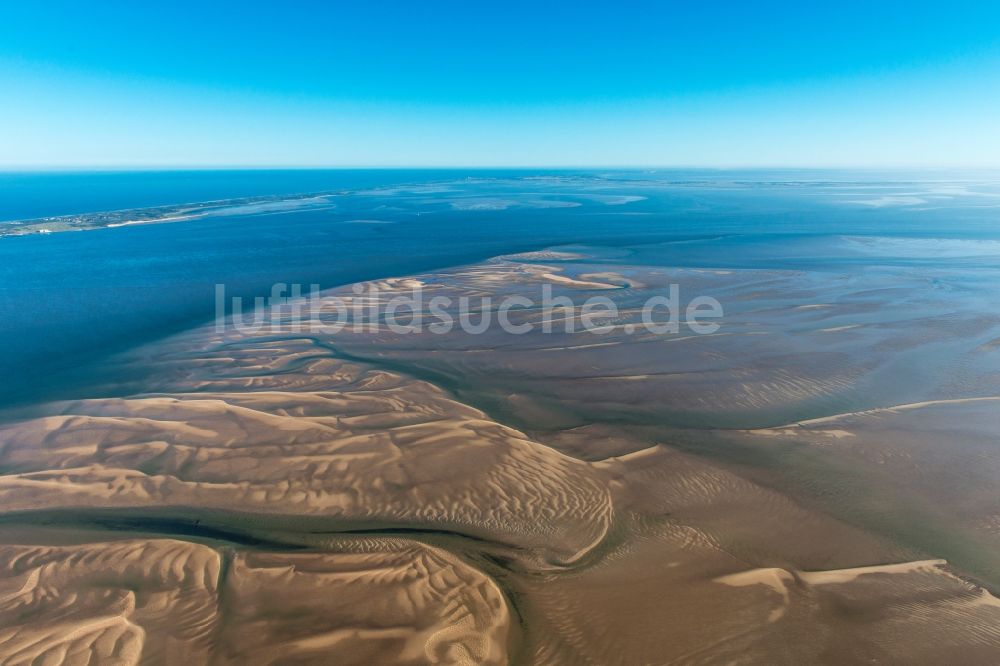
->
[[795, 558, 949, 585], [499, 251, 588, 262], [748, 395, 1000, 432], [537, 272, 619, 289]]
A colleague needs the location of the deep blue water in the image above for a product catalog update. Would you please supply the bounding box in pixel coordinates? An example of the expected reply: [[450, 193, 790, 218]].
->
[[0, 169, 479, 222], [1, 169, 998, 408]]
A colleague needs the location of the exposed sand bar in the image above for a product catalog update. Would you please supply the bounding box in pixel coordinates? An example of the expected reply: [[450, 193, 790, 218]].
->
[[3, 245, 1000, 663]]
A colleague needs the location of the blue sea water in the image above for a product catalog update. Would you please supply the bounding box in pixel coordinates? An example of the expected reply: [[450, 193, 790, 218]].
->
[[1, 169, 999, 408], [0, 169, 474, 222]]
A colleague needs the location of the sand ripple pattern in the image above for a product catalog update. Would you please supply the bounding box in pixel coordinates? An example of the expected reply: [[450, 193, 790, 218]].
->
[[0, 538, 509, 665], [4, 245, 1000, 663], [0, 373, 611, 567]]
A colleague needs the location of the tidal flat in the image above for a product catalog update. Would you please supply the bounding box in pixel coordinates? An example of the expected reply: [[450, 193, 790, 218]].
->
[[3, 174, 1000, 664]]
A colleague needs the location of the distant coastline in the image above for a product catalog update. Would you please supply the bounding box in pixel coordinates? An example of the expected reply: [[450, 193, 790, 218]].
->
[[0, 191, 342, 237]]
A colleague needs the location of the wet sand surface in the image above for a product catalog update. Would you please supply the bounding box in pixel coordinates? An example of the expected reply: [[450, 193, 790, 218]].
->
[[3, 237, 1000, 664]]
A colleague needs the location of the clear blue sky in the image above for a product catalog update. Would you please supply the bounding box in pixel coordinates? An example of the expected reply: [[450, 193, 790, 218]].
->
[[1, 0, 999, 167]]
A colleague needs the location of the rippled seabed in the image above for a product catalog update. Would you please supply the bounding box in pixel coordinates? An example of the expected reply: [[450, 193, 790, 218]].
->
[[3, 173, 1000, 664]]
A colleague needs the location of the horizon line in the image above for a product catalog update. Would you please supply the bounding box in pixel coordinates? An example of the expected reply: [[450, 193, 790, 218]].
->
[[4, 164, 1000, 173]]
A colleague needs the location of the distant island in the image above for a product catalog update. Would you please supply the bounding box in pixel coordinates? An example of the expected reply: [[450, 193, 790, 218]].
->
[[0, 191, 341, 237]]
